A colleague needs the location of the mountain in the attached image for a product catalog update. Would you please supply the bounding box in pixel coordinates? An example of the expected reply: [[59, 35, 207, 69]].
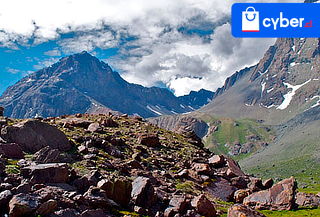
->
[[151, 38, 320, 189], [178, 89, 214, 109], [0, 51, 212, 119], [200, 38, 319, 124]]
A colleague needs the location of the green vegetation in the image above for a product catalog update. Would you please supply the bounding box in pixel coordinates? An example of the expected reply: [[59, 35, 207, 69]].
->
[[246, 155, 320, 194], [176, 181, 196, 194], [261, 208, 320, 217], [5, 159, 20, 174], [203, 117, 273, 159]]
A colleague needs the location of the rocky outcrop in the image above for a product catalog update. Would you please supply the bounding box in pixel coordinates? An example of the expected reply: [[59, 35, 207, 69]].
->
[[227, 204, 266, 217], [0, 120, 71, 153], [149, 115, 209, 138], [0, 143, 24, 159], [21, 163, 69, 184], [243, 177, 296, 210], [0, 114, 307, 216]]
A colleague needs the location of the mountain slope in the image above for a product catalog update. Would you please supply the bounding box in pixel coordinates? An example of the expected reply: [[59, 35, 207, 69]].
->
[[200, 38, 320, 124], [0, 51, 213, 119]]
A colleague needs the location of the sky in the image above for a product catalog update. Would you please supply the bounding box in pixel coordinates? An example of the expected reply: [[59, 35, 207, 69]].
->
[[0, 0, 301, 96]]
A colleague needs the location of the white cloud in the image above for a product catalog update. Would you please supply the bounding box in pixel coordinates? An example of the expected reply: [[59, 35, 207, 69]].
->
[[0, 0, 303, 96], [44, 49, 61, 56]]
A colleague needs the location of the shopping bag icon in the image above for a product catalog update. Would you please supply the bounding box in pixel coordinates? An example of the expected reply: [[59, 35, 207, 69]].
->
[[242, 7, 260, 32]]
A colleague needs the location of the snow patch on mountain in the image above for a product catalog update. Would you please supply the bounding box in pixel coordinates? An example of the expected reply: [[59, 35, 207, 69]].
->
[[277, 79, 311, 110], [147, 105, 163, 116]]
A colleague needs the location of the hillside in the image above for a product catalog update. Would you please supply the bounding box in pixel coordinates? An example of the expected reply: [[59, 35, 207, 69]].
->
[[1, 111, 320, 216], [0, 51, 214, 119], [150, 38, 320, 192]]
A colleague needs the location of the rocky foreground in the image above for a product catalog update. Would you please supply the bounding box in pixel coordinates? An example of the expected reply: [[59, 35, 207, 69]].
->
[[0, 111, 319, 217]]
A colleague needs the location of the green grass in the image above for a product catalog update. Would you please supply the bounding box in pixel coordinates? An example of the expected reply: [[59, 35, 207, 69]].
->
[[176, 181, 197, 194], [261, 208, 320, 217], [244, 155, 320, 193], [204, 117, 273, 158]]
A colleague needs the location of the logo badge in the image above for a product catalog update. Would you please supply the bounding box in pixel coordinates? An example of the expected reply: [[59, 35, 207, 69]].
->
[[232, 3, 320, 38], [242, 7, 260, 32]]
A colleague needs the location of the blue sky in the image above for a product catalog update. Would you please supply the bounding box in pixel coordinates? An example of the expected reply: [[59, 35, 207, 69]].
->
[[0, 0, 286, 96]]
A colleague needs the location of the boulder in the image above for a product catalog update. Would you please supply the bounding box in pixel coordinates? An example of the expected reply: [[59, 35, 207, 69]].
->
[[191, 194, 216, 217], [206, 177, 237, 201], [36, 199, 58, 216], [87, 123, 103, 133], [164, 195, 189, 216], [208, 155, 225, 167], [262, 178, 274, 189], [59, 117, 92, 128], [227, 204, 266, 217], [83, 186, 118, 209], [21, 163, 69, 184], [243, 177, 296, 210], [295, 192, 320, 208], [0, 190, 13, 210], [9, 193, 40, 217], [138, 134, 160, 147], [102, 118, 118, 127], [191, 163, 212, 176], [51, 208, 79, 217], [33, 146, 61, 163], [234, 189, 251, 203], [1, 120, 71, 153], [225, 157, 246, 177], [80, 209, 108, 217], [97, 178, 132, 207], [247, 177, 263, 192], [0, 143, 24, 159], [131, 176, 157, 208]]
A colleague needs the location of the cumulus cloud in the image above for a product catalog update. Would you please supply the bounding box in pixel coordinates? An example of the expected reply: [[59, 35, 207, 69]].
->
[[0, 0, 303, 95]]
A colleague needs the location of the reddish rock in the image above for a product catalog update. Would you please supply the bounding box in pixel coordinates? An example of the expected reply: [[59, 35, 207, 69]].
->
[[164, 195, 189, 216], [83, 186, 117, 209], [102, 118, 118, 127], [208, 155, 225, 167], [191, 163, 212, 175], [0, 120, 71, 153], [35, 199, 57, 216], [227, 204, 266, 217], [243, 177, 296, 210], [295, 192, 320, 208], [131, 176, 157, 208], [262, 178, 274, 189], [9, 193, 40, 217], [248, 177, 263, 192], [98, 178, 132, 207], [51, 208, 79, 217], [59, 117, 92, 128], [191, 194, 216, 217], [21, 163, 69, 184], [138, 134, 160, 147], [234, 189, 251, 203], [225, 157, 246, 177], [80, 209, 108, 217], [32, 146, 61, 163], [206, 177, 237, 201], [0, 143, 24, 159]]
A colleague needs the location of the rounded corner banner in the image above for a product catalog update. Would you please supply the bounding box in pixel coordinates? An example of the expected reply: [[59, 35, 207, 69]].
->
[[232, 3, 320, 38]]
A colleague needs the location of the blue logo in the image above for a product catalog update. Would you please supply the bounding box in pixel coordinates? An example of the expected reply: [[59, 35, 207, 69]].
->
[[232, 3, 320, 37]]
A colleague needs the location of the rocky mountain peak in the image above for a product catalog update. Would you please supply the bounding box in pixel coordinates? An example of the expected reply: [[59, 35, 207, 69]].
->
[[0, 53, 214, 119]]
